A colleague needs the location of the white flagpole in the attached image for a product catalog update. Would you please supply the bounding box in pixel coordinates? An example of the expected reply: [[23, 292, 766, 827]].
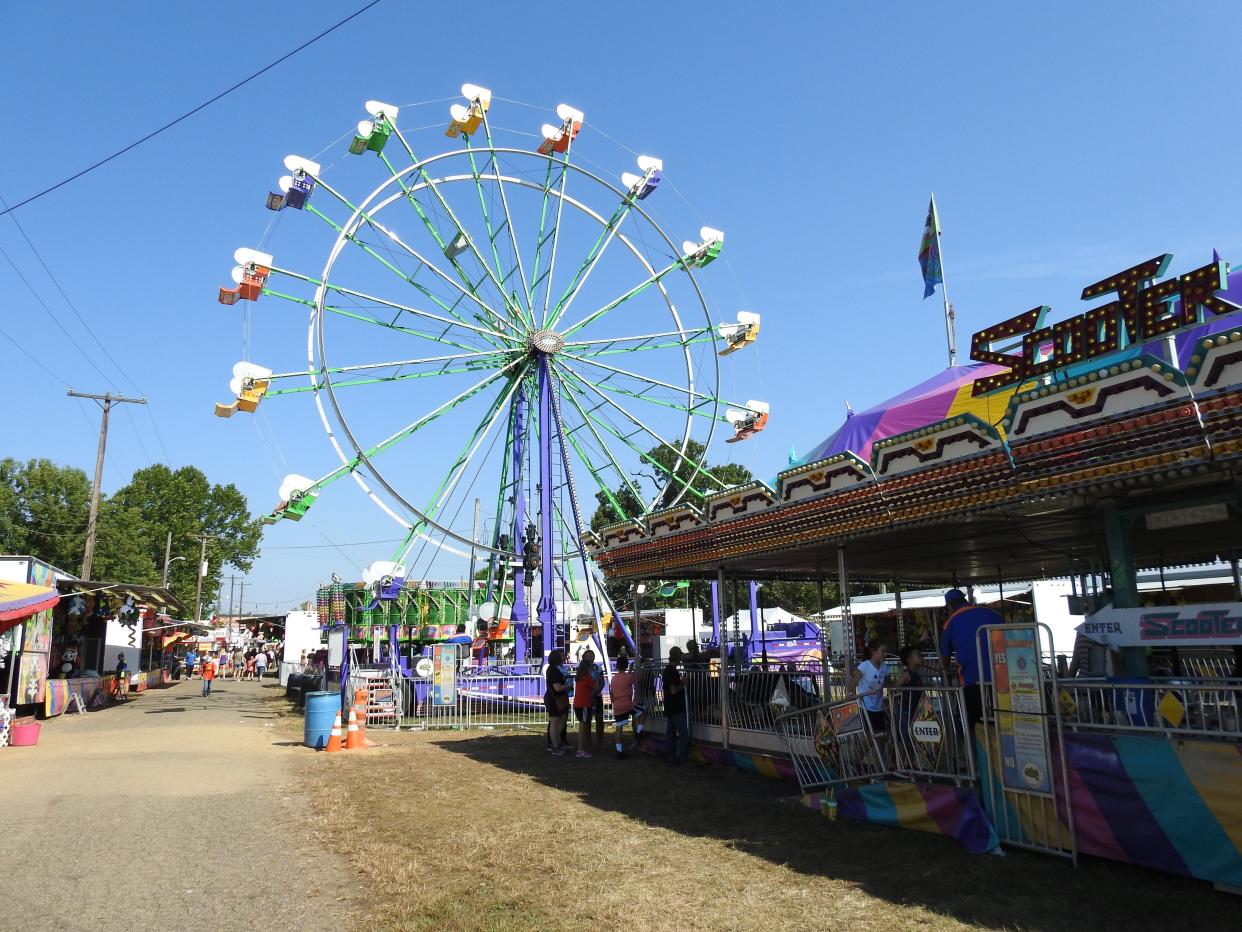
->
[[932, 193, 958, 366]]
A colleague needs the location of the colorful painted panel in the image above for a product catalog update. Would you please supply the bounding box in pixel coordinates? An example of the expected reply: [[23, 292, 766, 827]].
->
[[979, 730, 1242, 887], [803, 783, 999, 855]]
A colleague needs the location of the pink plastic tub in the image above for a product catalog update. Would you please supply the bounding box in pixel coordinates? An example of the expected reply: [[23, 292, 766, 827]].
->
[[9, 721, 41, 746]]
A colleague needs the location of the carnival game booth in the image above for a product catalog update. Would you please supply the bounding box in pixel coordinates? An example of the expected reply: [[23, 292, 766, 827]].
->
[[46, 580, 186, 714], [1, 556, 73, 719], [591, 251, 1242, 890]]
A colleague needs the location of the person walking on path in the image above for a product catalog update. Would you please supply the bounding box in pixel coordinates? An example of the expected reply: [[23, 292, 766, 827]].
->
[[201, 657, 217, 697], [938, 588, 1000, 729], [232, 646, 245, 681], [115, 653, 130, 701], [254, 649, 268, 681], [662, 646, 690, 764]]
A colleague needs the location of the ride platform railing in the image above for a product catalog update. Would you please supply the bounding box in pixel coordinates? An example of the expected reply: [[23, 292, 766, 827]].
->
[[1057, 677, 1242, 740]]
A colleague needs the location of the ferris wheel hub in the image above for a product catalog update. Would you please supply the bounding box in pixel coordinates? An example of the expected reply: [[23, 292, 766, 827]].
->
[[527, 329, 566, 356]]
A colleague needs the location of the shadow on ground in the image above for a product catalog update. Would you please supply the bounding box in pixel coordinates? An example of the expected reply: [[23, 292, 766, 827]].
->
[[435, 732, 1238, 930]]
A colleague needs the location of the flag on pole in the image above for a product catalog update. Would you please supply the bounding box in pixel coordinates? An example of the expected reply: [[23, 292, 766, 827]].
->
[[918, 196, 943, 299]]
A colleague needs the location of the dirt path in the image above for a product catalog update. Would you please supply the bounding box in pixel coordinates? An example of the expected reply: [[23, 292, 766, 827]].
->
[[0, 678, 352, 931]]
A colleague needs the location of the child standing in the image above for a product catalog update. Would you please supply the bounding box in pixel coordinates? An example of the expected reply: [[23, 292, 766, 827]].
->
[[201, 657, 217, 697], [608, 656, 645, 759]]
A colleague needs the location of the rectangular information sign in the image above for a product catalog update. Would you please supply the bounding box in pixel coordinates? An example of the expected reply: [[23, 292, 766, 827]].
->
[[432, 643, 458, 707], [989, 626, 1052, 795]]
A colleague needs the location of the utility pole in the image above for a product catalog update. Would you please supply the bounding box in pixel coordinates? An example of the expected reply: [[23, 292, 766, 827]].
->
[[190, 533, 216, 623], [68, 390, 147, 579]]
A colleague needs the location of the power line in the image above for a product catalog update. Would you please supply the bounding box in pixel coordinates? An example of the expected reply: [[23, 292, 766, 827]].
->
[[0, 323, 71, 387], [0, 0, 384, 218], [0, 191, 171, 462]]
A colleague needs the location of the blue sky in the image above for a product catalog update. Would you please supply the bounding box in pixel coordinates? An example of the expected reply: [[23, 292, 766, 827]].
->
[[3, 2, 1240, 613]]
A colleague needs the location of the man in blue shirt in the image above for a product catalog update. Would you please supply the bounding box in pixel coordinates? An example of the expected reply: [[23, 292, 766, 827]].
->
[[938, 589, 1000, 729]]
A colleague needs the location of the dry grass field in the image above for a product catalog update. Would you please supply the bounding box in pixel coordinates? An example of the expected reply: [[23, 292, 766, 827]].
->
[[295, 724, 1239, 932]]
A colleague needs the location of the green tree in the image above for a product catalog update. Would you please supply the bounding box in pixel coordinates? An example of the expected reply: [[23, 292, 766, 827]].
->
[[0, 458, 90, 570], [589, 440, 754, 531], [0, 460, 262, 615], [107, 465, 263, 612]]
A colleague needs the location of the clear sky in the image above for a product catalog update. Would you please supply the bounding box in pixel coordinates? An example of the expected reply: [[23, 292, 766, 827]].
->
[[4, 1, 1240, 614]]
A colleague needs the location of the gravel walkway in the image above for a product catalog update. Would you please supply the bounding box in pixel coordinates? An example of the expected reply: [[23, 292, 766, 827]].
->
[[0, 677, 353, 930]]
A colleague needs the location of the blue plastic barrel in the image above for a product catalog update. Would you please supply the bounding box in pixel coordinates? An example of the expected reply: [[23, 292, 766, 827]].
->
[[304, 691, 340, 750]]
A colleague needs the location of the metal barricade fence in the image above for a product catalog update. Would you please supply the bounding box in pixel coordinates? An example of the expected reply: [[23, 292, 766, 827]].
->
[[774, 698, 886, 791], [1058, 678, 1242, 740], [887, 685, 976, 783]]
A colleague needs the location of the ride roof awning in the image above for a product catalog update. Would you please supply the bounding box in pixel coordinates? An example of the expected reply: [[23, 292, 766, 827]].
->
[[56, 580, 187, 616], [0, 581, 61, 633]]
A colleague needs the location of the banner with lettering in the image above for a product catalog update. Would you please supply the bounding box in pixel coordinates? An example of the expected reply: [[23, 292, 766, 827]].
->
[[1079, 603, 1242, 649]]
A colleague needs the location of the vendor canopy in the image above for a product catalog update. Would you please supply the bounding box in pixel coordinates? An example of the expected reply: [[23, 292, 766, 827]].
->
[[794, 263, 1242, 468], [0, 580, 60, 631]]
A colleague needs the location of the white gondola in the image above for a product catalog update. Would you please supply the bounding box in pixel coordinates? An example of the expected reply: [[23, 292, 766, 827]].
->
[[681, 226, 724, 267], [725, 400, 770, 443], [718, 310, 761, 356], [620, 155, 663, 200]]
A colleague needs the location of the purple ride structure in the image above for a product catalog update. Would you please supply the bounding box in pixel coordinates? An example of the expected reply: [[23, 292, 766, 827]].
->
[[211, 85, 767, 674]]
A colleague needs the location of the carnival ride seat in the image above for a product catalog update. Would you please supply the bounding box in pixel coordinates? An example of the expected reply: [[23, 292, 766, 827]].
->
[[444, 84, 492, 137], [620, 155, 663, 201], [266, 156, 320, 211], [218, 247, 273, 305], [349, 101, 400, 155], [725, 400, 770, 443], [681, 226, 724, 268], [214, 361, 273, 418], [537, 104, 584, 155], [262, 473, 317, 524], [718, 311, 761, 356]]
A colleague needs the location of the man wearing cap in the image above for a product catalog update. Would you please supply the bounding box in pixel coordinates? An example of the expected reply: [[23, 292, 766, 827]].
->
[[938, 589, 1000, 730]]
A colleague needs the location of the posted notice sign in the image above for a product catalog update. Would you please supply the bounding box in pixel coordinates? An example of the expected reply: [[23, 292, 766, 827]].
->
[[989, 626, 1053, 796], [432, 643, 458, 707]]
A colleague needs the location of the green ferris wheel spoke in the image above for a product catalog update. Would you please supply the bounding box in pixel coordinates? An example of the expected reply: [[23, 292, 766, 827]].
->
[[527, 158, 559, 312], [388, 125, 528, 328], [543, 196, 635, 332], [461, 138, 509, 298], [268, 265, 519, 347], [261, 286, 484, 353], [538, 145, 574, 328], [293, 358, 527, 504], [564, 328, 716, 357], [551, 365, 711, 505], [479, 110, 535, 323], [390, 370, 522, 564], [311, 175, 511, 339], [554, 373, 647, 512], [264, 348, 514, 383], [559, 350, 718, 405], [558, 252, 694, 339], [555, 361, 727, 497], [268, 360, 516, 395]]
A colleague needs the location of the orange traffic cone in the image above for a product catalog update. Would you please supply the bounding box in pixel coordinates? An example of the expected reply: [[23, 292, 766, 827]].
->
[[345, 708, 363, 750], [352, 689, 368, 743], [325, 711, 343, 753]]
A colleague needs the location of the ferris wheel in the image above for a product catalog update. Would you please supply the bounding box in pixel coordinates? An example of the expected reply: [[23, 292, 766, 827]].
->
[[213, 84, 767, 649]]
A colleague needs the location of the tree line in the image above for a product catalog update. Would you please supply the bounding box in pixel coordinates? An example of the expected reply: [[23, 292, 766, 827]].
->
[[0, 458, 262, 614]]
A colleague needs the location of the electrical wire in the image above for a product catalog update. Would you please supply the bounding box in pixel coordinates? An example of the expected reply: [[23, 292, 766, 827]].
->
[[0, 0, 385, 218]]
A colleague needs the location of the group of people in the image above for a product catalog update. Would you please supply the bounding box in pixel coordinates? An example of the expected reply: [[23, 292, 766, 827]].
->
[[542, 640, 704, 765], [173, 643, 280, 696], [848, 588, 1000, 734], [544, 648, 648, 760]]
